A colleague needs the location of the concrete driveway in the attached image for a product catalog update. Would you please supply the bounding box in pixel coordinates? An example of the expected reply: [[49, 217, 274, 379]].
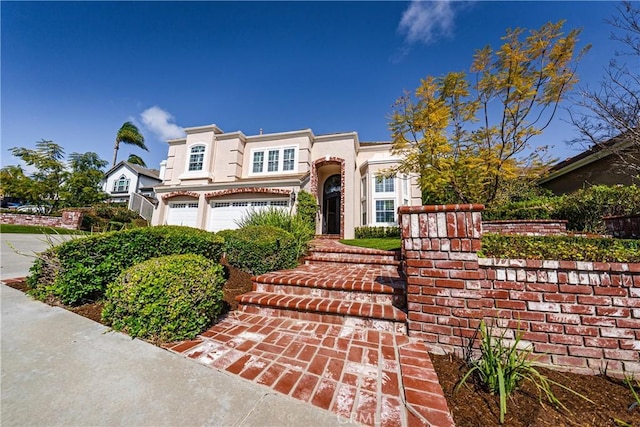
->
[[1, 233, 74, 279]]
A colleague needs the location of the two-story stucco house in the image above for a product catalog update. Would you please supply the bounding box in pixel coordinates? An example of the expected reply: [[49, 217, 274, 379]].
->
[[151, 124, 422, 239]]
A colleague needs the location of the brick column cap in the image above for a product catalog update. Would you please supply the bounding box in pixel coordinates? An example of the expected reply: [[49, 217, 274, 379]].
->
[[398, 204, 484, 214]]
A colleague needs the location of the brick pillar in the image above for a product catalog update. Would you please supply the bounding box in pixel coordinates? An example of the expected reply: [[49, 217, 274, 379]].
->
[[62, 210, 83, 230], [398, 204, 484, 354]]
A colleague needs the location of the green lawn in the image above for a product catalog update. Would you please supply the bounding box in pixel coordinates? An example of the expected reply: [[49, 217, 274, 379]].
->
[[339, 238, 401, 251], [0, 224, 87, 235]]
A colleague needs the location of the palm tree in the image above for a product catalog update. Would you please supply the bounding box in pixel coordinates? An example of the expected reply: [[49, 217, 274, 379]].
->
[[126, 154, 147, 168], [112, 122, 147, 167]]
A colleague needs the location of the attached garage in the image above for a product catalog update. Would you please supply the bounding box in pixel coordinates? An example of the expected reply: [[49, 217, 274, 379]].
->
[[166, 202, 199, 227], [206, 199, 289, 232]]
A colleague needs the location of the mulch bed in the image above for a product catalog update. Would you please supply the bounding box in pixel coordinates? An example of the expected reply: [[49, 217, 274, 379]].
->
[[5, 275, 639, 425], [430, 353, 640, 426]]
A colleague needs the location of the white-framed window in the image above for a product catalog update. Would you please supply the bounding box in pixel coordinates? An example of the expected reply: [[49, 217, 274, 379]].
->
[[283, 148, 295, 171], [402, 175, 410, 206], [374, 175, 395, 193], [375, 200, 395, 223], [188, 145, 205, 171], [171, 202, 199, 209], [361, 176, 367, 199], [113, 175, 130, 193], [362, 200, 367, 225], [250, 146, 297, 174], [252, 152, 264, 173], [267, 150, 279, 172]]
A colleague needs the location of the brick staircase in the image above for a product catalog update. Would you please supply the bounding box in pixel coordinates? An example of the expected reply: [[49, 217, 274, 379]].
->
[[236, 240, 408, 333]]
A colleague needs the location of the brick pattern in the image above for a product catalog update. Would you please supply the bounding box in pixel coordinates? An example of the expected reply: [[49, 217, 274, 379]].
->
[[604, 214, 640, 238], [166, 312, 453, 427], [236, 241, 408, 334], [310, 157, 345, 239], [161, 190, 200, 201], [482, 219, 568, 236], [204, 187, 292, 200], [0, 210, 83, 230], [399, 204, 640, 376]]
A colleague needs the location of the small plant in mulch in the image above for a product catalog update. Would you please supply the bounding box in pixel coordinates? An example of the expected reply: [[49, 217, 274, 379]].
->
[[455, 320, 592, 425]]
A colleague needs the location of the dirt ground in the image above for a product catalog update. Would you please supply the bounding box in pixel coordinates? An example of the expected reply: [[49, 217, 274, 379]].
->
[[430, 353, 640, 427]]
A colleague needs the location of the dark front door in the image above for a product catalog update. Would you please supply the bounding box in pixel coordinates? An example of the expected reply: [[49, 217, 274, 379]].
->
[[323, 174, 341, 235]]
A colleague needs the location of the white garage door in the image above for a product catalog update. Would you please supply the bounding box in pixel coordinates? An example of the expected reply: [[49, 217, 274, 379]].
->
[[207, 199, 289, 232], [167, 202, 199, 227]]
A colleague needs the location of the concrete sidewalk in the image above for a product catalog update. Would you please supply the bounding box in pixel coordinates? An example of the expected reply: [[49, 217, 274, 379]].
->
[[0, 283, 342, 426]]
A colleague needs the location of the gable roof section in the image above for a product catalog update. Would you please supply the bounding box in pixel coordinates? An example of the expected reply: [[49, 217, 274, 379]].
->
[[104, 161, 161, 181], [538, 131, 635, 184]]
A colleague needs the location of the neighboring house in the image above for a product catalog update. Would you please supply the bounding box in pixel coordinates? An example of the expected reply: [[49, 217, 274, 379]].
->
[[539, 133, 640, 194], [102, 161, 162, 204], [151, 124, 422, 239]]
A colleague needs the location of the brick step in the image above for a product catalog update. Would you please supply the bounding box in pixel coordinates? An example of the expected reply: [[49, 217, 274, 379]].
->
[[254, 283, 397, 304], [304, 254, 401, 267], [236, 292, 407, 334]]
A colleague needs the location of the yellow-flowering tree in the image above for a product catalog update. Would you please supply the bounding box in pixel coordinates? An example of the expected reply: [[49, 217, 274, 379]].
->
[[390, 21, 589, 204]]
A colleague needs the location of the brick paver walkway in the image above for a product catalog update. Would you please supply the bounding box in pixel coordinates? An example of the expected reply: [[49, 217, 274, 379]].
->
[[166, 312, 454, 426]]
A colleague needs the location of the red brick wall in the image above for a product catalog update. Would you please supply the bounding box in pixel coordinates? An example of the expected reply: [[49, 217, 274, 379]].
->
[[399, 204, 640, 376], [604, 214, 640, 239], [482, 219, 568, 236], [0, 211, 83, 230]]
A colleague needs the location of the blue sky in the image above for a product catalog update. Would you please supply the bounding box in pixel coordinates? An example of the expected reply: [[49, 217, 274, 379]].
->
[[1, 1, 623, 172]]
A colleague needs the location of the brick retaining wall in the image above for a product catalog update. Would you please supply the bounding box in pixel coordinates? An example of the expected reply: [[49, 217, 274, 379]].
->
[[399, 204, 639, 376], [0, 211, 83, 230], [604, 214, 640, 239], [482, 219, 568, 236]]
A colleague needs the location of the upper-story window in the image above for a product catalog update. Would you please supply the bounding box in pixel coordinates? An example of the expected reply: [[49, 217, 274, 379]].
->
[[283, 148, 295, 171], [188, 145, 205, 171], [113, 175, 130, 193], [375, 175, 395, 193], [250, 146, 297, 175]]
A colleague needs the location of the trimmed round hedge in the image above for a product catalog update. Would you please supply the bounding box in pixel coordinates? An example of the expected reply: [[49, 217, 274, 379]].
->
[[102, 254, 226, 343], [222, 225, 298, 275], [27, 225, 224, 305]]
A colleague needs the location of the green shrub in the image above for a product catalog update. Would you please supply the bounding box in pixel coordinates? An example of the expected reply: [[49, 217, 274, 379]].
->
[[355, 226, 400, 239], [235, 207, 313, 258], [295, 190, 318, 230], [480, 233, 640, 262], [79, 203, 144, 231], [223, 225, 298, 275], [553, 184, 640, 233], [483, 197, 556, 221], [102, 254, 225, 343], [27, 226, 224, 305]]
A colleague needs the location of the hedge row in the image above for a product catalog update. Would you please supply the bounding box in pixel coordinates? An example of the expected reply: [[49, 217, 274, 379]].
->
[[480, 233, 640, 263], [28, 226, 224, 305], [355, 226, 401, 239]]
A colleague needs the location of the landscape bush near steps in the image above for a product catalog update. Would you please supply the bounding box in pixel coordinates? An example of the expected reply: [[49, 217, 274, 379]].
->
[[102, 254, 226, 343], [221, 225, 299, 276], [27, 225, 224, 305]]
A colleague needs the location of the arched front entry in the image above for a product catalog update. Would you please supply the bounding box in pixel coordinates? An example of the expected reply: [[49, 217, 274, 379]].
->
[[323, 174, 341, 234]]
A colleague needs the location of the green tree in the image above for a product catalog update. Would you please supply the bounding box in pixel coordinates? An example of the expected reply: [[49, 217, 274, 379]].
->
[[0, 165, 29, 201], [112, 122, 147, 167], [9, 140, 68, 211], [126, 153, 147, 167], [389, 21, 588, 205], [63, 152, 109, 207]]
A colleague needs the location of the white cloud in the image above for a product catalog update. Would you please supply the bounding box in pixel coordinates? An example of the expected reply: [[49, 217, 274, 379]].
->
[[398, 0, 457, 45], [140, 106, 185, 140]]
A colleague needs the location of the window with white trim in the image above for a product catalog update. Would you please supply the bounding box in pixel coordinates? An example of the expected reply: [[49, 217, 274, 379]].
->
[[267, 150, 279, 172], [375, 200, 395, 223], [283, 148, 295, 171], [171, 202, 199, 209], [250, 146, 297, 174], [188, 145, 205, 171], [361, 176, 367, 199], [252, 152, 264, 173], [374, 176, 395, 193], [362, 200, 367, 225], [113, 175, 130, 193]]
